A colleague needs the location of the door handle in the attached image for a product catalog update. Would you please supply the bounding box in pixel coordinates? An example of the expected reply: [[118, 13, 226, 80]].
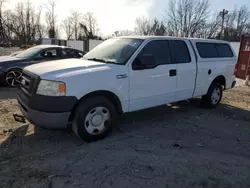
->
[[169, 69, 177, 77]]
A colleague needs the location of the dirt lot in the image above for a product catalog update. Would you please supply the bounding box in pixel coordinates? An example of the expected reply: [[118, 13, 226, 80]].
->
[[0, 83, 250, 188]]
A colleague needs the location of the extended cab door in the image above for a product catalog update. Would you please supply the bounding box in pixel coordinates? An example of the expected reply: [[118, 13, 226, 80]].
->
[[129, 40, 177, 112], [170, 40, 197, 101]]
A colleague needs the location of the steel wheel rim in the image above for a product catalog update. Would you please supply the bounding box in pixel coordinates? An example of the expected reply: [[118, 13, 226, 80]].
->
[[211, 87, 221, 104], [6, 70, 22, 87], [85, 106, 110, 135]]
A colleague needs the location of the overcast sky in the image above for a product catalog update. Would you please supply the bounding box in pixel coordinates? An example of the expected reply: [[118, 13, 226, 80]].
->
[[5, 0, 250, 37]]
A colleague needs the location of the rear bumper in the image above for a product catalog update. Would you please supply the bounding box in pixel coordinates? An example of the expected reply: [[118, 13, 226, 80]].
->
[[18, 97, 70, 129]]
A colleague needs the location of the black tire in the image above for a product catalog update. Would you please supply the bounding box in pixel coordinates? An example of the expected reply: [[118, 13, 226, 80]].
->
[[4, 68, 22, 87], [201, 82, 223, 108], [72, 96, 117, 142]]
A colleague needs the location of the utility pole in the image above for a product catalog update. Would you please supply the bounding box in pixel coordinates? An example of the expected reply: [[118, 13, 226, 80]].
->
[[219, 9, 228, 40]]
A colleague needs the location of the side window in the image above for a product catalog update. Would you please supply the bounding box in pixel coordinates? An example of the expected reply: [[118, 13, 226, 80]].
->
[[62, 49, 83, 58], [196, 43, 218, 58], [62, 49, 75, 58], [74, 50, 84, 58], [61, 49, 67, 56], [171, 40, 191, 63], [137, 40, 171, 66], [40, 48, 60, 58], [196, 42, 234, 58], [215, 44, 234, 57]]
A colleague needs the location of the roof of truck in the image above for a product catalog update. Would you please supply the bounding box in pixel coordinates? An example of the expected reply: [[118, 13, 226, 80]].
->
[[118, 36, 229, 43]]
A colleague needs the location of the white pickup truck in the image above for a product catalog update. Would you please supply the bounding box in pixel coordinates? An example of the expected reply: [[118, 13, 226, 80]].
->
[[17, 36, 237, 142]]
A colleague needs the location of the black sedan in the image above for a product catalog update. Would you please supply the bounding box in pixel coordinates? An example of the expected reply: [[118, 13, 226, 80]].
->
[[0, 45, 85, 87]]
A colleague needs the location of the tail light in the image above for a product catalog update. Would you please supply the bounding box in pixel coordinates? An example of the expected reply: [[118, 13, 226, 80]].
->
[[234, 63, 239, 76]]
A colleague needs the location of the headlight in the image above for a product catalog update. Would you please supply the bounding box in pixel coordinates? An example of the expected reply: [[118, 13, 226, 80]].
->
[[36, 80, 66, 96]]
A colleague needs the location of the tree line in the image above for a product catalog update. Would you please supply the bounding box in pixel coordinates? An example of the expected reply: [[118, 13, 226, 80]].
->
[[0, 0, 250, 46], [0, 0, 101, 46], [115, 0, 250, 41]]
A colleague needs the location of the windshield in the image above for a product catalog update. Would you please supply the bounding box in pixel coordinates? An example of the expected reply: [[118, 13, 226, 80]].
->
[[84, 38, 144, 64], [16, 46, 42, 58]]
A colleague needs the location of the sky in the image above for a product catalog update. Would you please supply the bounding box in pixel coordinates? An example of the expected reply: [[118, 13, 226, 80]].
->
[[5, 0, 250, 37]]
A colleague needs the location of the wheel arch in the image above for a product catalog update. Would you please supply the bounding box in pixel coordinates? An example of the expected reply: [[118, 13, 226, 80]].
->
[[5, 67, 23, 72], [207, 75, 226, 93], [68, 90, 123, 122]]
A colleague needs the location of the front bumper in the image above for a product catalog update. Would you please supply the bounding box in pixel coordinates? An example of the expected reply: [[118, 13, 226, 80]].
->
[[18, 99, 71, 129], [16, 70, 78, 129]]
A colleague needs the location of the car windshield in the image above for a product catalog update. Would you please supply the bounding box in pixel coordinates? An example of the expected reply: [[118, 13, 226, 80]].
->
[[84, 38, 144, 64], [16, 46, 42, 58]]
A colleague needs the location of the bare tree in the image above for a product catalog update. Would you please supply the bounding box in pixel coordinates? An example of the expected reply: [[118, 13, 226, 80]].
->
[[70, 10, 81, 39], [165, 0, 210, 37], [246, 22, 250, 34], [114, 30, 134, 36], [0, 0, 7, 42], [221, 5, 250, 40], [151, 19, 166, 35], [236, 5, 250, 36], [1, 9, 12, 42], [43, 0, 56, 38], [2, 1, 43, 44], [79, 12, 99, 39], [36, 7, 46, 39], [61, 17, 74, 40], [195, 15, 220, 38], [134, 17, 152, 35], [134, 17, 166, 36], [61, 10, 81, 40]]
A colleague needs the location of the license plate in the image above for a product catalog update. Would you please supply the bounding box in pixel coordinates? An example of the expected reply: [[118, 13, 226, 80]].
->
[[13, 114, 26, 123]]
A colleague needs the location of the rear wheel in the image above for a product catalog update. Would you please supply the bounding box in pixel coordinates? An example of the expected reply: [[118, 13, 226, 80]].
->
[[4, 69, 22, 87], [201, 83, 223, 108], [72, 96, 116, 142]]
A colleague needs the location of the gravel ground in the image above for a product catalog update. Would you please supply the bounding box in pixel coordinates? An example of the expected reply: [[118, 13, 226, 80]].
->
[[0, 81, 250, 188]]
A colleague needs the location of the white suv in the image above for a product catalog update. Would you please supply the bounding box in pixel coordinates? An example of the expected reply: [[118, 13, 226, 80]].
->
[[17, 36, 237, 142]]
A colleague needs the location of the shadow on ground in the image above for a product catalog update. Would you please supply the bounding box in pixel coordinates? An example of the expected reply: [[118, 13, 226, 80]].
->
[[1, 99, 250, 187], [1, 98, 250, 161], [0, 87, 18, 100]]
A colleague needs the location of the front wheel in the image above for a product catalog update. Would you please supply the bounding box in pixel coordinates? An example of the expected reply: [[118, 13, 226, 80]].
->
[[72, 96, 116, 142], [201, 83, 223, 108]]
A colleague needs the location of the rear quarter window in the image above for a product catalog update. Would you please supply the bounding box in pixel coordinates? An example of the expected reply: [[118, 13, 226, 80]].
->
[[196, 42, 234, 58], [171, 40, 191, 63], [216, 43, 234, 57]]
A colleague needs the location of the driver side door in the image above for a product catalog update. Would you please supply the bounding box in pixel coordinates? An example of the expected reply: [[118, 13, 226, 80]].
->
[[129, 40, 177, 112]]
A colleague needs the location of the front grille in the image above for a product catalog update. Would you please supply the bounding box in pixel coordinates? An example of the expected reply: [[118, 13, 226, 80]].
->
[[19, 71, 40, 96]]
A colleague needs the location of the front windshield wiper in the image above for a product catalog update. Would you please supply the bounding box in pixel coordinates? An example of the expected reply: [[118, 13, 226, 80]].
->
[[87, 58, 115, 64]]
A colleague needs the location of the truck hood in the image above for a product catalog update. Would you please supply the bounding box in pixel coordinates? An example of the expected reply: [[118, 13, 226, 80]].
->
[[24, 58, 111, 79]]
